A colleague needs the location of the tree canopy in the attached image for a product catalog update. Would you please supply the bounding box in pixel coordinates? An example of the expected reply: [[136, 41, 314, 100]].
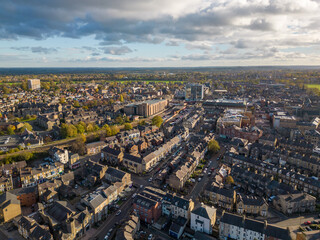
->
[[124, 123, 133, 130], [208, 139, 220, 154], [151, 115, 163, 128]]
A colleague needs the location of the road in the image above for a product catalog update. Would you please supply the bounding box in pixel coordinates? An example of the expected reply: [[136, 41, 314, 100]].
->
[[92, 174, 151, 240], [269, 213, 320, 227], [186, 152, 220, 201]]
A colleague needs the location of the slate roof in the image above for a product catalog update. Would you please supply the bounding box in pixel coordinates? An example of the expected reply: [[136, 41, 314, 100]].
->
[[220, 212, 291, 240], [105, 167, 126, 180], [0, 192, 20, 208], [192, 205, 216, 220]]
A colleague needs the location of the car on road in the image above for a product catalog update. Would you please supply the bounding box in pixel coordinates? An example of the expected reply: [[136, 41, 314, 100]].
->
[[132, 193, 137, 199], [198, 177, 202, 182], [108, 228, 113, 233], [148, 178, 152, 182], [148, 234, 153, 240], [140, 185, 144, 188], [116, 210, 121, 216]]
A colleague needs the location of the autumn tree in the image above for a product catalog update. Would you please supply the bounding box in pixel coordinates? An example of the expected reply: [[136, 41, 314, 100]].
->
[[7, 125, 15, 135], [103, 124, 112, 136], [20, 123, 33, 132], [110, 125, 119, 135], [225, 176, 234, 185], [71, 137, 86, 155], [151, 115, 163, 128], [60, 123, 78, 138], [208, 139, 220, 154], [124, 123, 133, 130]]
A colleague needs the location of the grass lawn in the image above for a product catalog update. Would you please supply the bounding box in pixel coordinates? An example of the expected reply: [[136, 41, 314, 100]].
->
[[305, 84, 320, 91]]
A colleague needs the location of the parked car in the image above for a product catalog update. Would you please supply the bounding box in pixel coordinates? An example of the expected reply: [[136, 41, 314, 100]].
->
[[198, 178, 202, 182], [132, 193, 137, 199], [304, 221, 311, 225], [116, 210, 121, 216], [148, 234, 153, 240]]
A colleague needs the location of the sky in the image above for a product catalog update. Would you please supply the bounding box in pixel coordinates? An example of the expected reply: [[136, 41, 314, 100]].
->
[[1, 0, 320, 67]]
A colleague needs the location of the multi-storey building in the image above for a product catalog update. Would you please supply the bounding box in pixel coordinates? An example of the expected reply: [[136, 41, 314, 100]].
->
[[204, 185, 236, 211], [190, 204, 216, 235], [219, 212, 291, 240], [236, 194, 268, 217], [185, 84, 204, 101], [19, 163, 64, 188], [133, 187, 165, 224], [273, 193, 316, 215], [124, 99, 168, 117], [28, 79, 41, 90]]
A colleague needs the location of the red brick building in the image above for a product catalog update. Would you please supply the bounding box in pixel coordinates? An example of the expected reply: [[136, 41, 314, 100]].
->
[[133, 187, 165, 224], [10, 186, 37, 207], [219, 125, 263, 142]]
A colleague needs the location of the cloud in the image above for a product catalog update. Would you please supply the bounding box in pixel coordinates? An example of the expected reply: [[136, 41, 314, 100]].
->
[[2, 0, 320, 65], [101, 46, 133, 55], [185, 42, 212, 51], [30, 47, 57, 54], [11, 46, 58, 54]]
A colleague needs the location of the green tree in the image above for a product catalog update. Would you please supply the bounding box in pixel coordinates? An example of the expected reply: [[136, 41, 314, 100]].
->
[[60, 123, 77, 138], [208, 139, 220, 154], [60, 97, 66, 104], [93, 124, 100, 132], [73, 100, 80, 108], [20, 123, 33, 132], [7, 125, 15, 135], [115, 115, 124, 125], [2, 86, 11, 94], [17, 152, 34, 161], [86, 123, 94, 133], [225, 176, 234, 185], [71, 137, 86, 155], [103, 124, 112, 137], [151, 115, 163, 128], [76, 123, 86, 134], [21, 81, 28, 91], [138, 120, 146, 126], [110, 125, 119, 136], [124, 123, 133, 130]]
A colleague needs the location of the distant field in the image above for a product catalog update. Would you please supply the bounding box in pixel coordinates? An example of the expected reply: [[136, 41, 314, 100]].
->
[[0, 82, 18, 85], [113, 80, 186, 83], [305, 84, 320, 90]]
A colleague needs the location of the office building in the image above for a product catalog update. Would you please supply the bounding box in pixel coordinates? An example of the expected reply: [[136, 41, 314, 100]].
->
[[124, 99, 167, 117], [185, 84, 204, 101], [28, 79, 41, 90]]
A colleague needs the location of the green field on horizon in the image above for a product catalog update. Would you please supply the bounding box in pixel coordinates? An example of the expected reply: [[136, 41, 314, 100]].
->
[[305, 84, 320, 90]]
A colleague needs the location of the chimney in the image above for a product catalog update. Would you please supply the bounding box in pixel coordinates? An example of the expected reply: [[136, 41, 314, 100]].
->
[[242, 215, 246, 224], [66, 217, 75, 234], [264, 220, 268, 229]]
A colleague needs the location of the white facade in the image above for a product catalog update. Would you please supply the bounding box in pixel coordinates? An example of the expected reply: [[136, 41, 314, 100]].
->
[[190, 208, 216, 235], [54, 149, 69, 164], [219, 223, 264, 240]]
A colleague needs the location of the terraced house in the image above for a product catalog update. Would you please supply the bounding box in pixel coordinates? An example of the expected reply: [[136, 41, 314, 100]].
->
[[19, 162, 64, 188], [204, 185, 236, 211], [236, 194, 268, 217]]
